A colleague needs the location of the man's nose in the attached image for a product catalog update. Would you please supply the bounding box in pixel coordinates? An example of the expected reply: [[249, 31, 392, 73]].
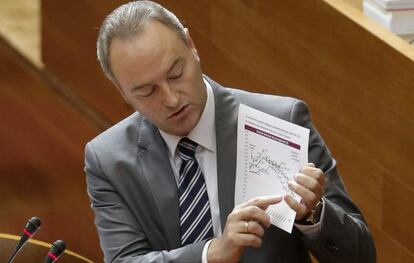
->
[[159, 81, 179, 108]]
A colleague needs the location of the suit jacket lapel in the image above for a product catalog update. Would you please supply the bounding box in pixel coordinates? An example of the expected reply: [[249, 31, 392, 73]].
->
[[136, 118, 181, 248], [206, 77, 240, 230]]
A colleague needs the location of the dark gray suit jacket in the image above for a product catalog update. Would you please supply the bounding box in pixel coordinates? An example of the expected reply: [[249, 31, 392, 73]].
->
[[85, 77, 376, 262]]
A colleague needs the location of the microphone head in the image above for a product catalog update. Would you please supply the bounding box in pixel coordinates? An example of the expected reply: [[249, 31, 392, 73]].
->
[[8, 217, 42, 263], [28, 216, 42, 227], [24, 216, 41, 235], [50, 240, 66, 255], [44, 240, 66, 263]]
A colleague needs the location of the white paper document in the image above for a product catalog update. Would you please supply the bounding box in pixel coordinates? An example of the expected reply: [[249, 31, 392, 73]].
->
[[235, 104, 310, 233]]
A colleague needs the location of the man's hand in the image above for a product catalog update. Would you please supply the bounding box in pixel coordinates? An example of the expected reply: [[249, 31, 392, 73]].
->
[[284, 163, 325, 221], [207, 196, 282, 263]]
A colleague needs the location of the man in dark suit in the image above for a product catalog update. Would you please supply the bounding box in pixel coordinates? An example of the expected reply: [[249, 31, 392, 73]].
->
[[85, 1, 376, 262]]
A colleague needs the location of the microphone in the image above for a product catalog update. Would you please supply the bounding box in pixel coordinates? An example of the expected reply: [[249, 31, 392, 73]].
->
[[7, 216, 42, 263], [43, 240, 66, 263]]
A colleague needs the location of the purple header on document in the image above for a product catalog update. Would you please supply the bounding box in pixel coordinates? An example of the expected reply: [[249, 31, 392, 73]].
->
[[245, 124, 300, 150]]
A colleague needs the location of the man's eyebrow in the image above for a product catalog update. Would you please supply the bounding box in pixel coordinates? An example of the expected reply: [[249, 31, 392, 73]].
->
[[130, 58, 183, 92], [131, 83, 151, 93]]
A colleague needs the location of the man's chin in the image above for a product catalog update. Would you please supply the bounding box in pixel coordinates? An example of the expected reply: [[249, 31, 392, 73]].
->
[[164, 117, 200, 136], [157, 124, 186, 136], [170, 129, 191, 137], [167, 124, 194, 137]]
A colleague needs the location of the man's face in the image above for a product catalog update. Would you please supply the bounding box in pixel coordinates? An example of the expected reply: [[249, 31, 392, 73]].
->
[[109, 21, 207, 136]]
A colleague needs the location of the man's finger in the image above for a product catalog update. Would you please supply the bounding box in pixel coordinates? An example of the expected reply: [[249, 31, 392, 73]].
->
[[300, 165, 325, 185], [237, 233, 263, 248], [284, 194, 308, 217], [288, 180, 316, 202], [240, 220, 265, 238], [237, 195, 283, 210], [294, 174, 323, 198]]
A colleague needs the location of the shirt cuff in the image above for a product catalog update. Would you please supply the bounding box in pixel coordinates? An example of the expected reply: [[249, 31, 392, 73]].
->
[[202, 239, 214, 263], [294, 198, 326, 236]]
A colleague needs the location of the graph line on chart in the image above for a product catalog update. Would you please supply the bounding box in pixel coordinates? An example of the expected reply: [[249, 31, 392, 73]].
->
[[248, 149, 293, 196]]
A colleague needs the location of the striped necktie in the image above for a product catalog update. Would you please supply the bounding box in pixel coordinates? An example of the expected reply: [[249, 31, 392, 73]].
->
[[177, 137, 214, 245]]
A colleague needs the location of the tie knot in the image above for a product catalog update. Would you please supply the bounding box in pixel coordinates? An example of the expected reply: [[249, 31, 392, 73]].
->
[[177, 137, 198, 158]]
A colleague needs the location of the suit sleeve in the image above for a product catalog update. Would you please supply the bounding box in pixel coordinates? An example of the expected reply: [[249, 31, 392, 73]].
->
[[289, 100, 376, 263], [85, 142, 206, 263]]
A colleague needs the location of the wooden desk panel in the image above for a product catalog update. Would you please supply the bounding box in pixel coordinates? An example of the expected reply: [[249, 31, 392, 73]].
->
[[0, 37, 102, 261], [0, 233, 93, 263], [42, 0, 132, 123]]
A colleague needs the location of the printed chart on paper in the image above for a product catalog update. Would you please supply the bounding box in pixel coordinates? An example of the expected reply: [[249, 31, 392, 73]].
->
[[235, 104, 310, 233]]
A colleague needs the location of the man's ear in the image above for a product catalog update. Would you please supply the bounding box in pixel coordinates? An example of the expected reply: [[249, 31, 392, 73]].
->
[[184, 28, 200, 62]]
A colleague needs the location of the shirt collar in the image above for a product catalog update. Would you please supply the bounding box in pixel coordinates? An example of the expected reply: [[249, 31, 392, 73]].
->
[[159, 78, 216, 157]]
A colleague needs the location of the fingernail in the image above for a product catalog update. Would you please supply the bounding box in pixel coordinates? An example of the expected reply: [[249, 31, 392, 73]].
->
[[294, 174, 298, 180]]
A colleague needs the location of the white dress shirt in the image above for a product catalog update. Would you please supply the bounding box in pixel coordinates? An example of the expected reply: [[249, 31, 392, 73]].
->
[[159, 79, 220, 262]]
